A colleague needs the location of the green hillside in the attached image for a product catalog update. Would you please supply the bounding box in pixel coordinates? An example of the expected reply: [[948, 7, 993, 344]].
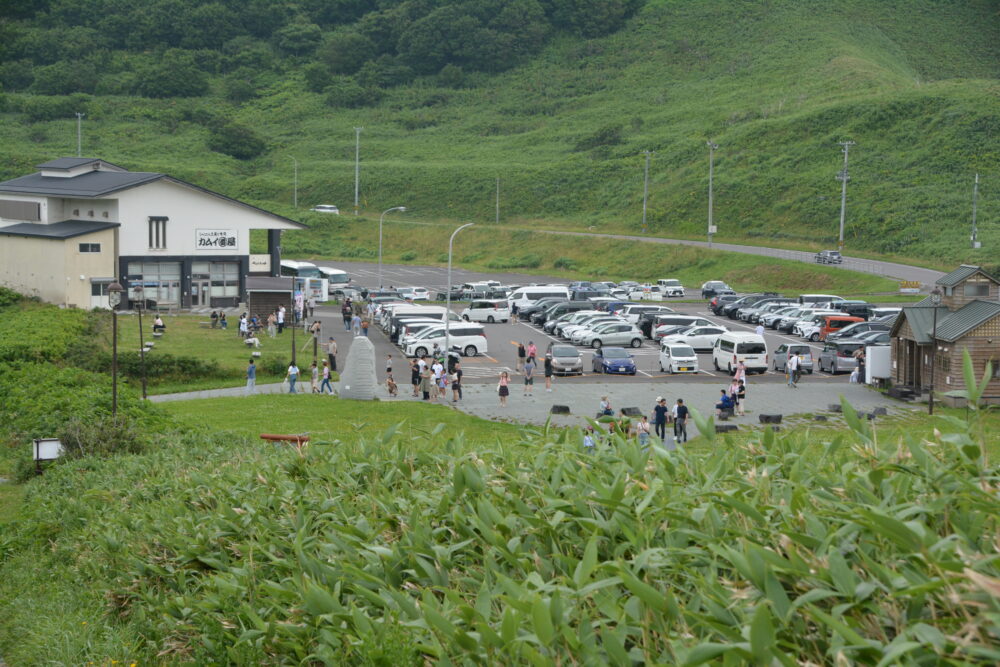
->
[[1, 0, 998, 265]]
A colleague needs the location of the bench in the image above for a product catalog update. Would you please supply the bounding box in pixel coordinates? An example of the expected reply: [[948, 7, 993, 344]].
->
[[259, 433, 310, 446], [198, 321, 213, 329], [717, 408, 734, 421]]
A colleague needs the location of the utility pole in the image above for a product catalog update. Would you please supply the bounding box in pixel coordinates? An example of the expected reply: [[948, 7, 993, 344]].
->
[[641, 150, 652, 233], [495, 177, 500, 224], [971, 173, 980, 249], [353, 127, 362, 216], [836, 140, 855, 253], [707, 141, 718, 247], [290, 156, 298, 208], [75, 113, 85, 157]]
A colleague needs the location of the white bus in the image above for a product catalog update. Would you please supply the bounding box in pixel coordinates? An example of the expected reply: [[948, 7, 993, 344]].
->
[[318, 266, 350, 292], [280, 260, 329, 302]]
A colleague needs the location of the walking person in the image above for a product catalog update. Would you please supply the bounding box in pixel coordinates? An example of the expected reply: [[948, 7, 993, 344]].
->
[[497, 371, 510, 407], [277, 305, 285, 334], [239, 313, 249, 339], [636, 415, 651, 449], [220, 313, 227, 330], [310, 361, 319, 393], [653, 397, 669, 442], [351, 313, 362, 335], [410, 358, 420, 397], [511, 302, 519, 322], [543, 353, 553, 392], [307, 295, 316, 318], [385, 354, 393, 378], [245, 358, 256, 396], [431, 358, 445, 400], [451, 361, 463, 402], [267, 311, 277, 338], [737, 380, 746, 416], [526, 341, 537, 364], [734, 360, 747, 384], [523, 356, 535, 396], [342, 303, 352, 331], [327, 337, 338, 372], [755, 323, 764, 336], [419, 364, 433, 401], [786, 352, 799, 387], [516, 343, 526, 373], [853, 347, 866, 383], [320, 360, 333, 394], [285, 361, 300, 394], [673, 399, 689, 444], [361, 319, 369, 337]]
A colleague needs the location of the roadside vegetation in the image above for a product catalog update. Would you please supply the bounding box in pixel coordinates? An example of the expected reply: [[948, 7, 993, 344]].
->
[[1, 1, 997, 267]]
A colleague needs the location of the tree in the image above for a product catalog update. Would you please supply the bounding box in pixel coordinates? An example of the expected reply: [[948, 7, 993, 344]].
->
[[540, 0, 643, 37], [301, 63, 331, 93], [133, 50, 209, 98], [318, 31, 376, 75], [324, 76, 379, 108], [275, 19, 322, 55], [207, 120, 266, 160], [30, 61, 97, 95]]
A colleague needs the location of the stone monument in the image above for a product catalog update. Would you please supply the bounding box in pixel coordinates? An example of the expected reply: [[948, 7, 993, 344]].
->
[[337, 336, 379, 400]]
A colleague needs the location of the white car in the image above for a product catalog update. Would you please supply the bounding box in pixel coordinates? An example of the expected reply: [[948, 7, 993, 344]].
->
[[659, 325, 729, 351], [627, 285, 666, 301], [578, 322, 644, 349], [565, 317, 622, 341], [310, 204, 340, 214], [461, 299, 510, 323], [656, 279, 685, 297], [403, 323, 488, 358], [409, 287, 430, 301], [659, 343, 699, 373]]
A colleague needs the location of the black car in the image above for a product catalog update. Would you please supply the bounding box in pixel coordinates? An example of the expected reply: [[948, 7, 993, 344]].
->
[[709, 294, 740, 315], [721, 295, 768, 319], [518, 297, 567, 320], [701, 281, 734, 299], [435, 285, 466, 300]]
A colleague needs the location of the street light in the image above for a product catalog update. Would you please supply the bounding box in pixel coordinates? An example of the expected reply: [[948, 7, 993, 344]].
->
[[707, 141, 718, 247], [929, 287, 942, 415], [132, 285, 148, 400], [108, 281, 124, 417], [378, 206, 407, 289], [445, 223, 475, 359]]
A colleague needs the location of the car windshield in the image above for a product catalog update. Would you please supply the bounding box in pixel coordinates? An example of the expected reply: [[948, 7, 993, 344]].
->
[[551, 346, 577, 357], [737, 342, 767, 354], [670, 345, 695, 357], [602, 349, 630, 360]]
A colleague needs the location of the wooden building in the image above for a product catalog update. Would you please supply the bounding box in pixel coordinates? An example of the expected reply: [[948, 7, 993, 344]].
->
[[891, 265, 1000, 403]]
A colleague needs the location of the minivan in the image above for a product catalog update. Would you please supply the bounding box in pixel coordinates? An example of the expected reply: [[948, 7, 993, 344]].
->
[[712, 332, 768, 375], [403, 324, 488, 358], [461, 299, 510, 323], [536, 301, 593, 325], [508, 286, 571, 312], [818, 315, 864, 341]]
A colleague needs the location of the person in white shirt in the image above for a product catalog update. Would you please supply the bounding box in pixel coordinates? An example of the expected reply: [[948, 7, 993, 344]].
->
[[786, 353, 799, 387], [755, 323, 765, 336]]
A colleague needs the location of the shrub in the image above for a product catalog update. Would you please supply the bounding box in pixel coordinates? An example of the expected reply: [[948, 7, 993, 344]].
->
[[0, 304, 89, 363], [573, 123, 624, 151], [324, 76, 379, 108], [0, 287, 21, 309], [399, 251, 417, 261], [58, 415, 147, 459], [553, 256, 578, 270], [207, 120, 267, 160]]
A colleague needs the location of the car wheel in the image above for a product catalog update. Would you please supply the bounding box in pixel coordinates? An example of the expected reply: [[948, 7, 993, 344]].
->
[[591, 339, 602, 349], [807, 369, 813, 374], [415, 346, 427, 358], [659, 361, 664, 372], [773, 360, 779, 370], [810, 333, 820, 342], [462, 314, 470, 321], [630, 338, 642, 348], [487, 316, 495, 323], [464, 345, 477, 357]]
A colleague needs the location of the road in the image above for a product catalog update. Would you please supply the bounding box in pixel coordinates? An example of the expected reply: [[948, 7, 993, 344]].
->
[[532, 230, 945, 285]]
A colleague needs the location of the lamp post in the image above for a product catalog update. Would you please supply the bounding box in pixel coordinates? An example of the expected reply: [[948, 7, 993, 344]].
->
[[445, 223, 475, 358], [707, 141, 718, 247], [133, 285, 148, 400], [836, 140, 855, 253], [108, 282, 124, 417], [929, 287, 942, 415], [378, 206, 407, 289], [290, 156, 298, 208]]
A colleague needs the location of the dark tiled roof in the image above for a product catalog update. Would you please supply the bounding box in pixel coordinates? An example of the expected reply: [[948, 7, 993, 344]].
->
[[936, 301, 1000, 342], [936, 264, 999, 287], [36, 157, 124, 171], [0, 220, 120, 240], [893, 306, 950, 344], [0, 170, 164, 197]]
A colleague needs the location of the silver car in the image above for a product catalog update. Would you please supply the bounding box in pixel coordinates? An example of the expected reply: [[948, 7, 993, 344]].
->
[[546, 343, 583, 375], [579, 322, 644, 349], [772, 343, 815, 374], [817, 340, 864, 374]]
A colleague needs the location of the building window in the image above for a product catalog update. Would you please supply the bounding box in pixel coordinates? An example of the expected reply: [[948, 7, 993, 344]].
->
[[127, 261, 181, 307], [0, 199, 41, 221], [79, 243, 101, 253], [192, 261, 240, 299], [148, 216, 168, 249], [91, 282, 110, 297], [963, 278, 990, 297]]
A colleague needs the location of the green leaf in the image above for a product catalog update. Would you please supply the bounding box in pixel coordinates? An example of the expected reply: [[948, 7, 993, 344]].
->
[[683, 643, 732, 666], [303, 583, 340, 616], [618, 566, 668, 613], [750, 604, 775, 663], [531, 596, 555, 645], [573, 535, 599, 588]]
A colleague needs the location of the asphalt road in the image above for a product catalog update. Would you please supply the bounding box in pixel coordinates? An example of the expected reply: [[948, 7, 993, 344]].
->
[[533, 230, 945, 285]]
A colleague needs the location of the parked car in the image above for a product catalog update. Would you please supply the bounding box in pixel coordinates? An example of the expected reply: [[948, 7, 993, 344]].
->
[[762, 306, 800, 329], [723, 295, 770, 319], [546, 343, 584, 375], [620, 304, 675, 324], [554, 311, 602, 337], [310, 204, 340, 214], [640, 313, 708, 339], [659, 325, 729, 351], [702, 281, 734, 299], [403, 324, 488, 358], [578, 322, 644, 349], [435, 285, 465, 300], [854, 330, 891, 346], [659, 343, 699, 374], [627, 285, 668, 301], [652, 317, 713, 340], [461, 299, 510, 323], [772, 344, 815, 374], [656, 278, 685, 297], [744, 300, 797, 323], [591, 347, 637, 374], [565, 316, 622, 342], [712, 332, 768, 375], [815, 249, 843, 264], [827, 321, 890, 341], [709, 294, 740, 315], [817, 340, 864, 374]]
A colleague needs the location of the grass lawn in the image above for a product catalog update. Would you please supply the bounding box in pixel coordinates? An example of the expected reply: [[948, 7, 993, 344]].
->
[[116, 314, 320, 394], [158, 394, 526, 446]]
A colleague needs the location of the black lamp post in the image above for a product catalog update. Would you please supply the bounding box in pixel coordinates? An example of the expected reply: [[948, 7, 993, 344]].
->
[[133, 285, 148, 400], [108, 281, 124, 416], [929, 287, 942, 415]]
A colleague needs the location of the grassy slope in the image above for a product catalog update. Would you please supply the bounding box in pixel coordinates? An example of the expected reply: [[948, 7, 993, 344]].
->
[[1, 1, 998, 266]]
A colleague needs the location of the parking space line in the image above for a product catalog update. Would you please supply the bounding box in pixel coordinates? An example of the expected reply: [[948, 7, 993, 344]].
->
[[637, 370, 652, 377]]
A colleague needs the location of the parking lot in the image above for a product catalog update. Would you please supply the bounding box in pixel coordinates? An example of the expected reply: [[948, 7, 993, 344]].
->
[[307, 260, 862, 386]]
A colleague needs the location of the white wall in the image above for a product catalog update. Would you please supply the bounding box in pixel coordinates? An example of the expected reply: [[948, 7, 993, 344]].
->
[[49, 197, 118, 223], [115, 180, 299, 257]]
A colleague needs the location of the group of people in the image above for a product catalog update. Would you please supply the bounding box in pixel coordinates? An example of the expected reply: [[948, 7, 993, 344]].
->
[[341, 299, 372, 335], [408, 354, 463, 402], [584, 395, 690, 450], [510, 340, 554, 397]]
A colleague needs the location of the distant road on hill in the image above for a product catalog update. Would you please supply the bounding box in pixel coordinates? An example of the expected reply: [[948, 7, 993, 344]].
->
[[534, 230, 946, 286]]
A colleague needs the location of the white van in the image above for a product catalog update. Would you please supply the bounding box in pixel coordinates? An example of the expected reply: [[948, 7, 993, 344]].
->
[[403, 323, 488, 358], [712, 332, 768, 375], [798, 294, 845, 305], [461, 299, 511, 323], [508, 285, 570, 311]]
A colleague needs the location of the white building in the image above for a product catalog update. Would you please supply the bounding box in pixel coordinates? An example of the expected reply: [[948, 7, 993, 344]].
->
[[0, 157, 304, 309]]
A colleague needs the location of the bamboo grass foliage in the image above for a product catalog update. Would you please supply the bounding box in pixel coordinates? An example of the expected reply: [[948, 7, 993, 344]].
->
[[1, 355, 999, 664]]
